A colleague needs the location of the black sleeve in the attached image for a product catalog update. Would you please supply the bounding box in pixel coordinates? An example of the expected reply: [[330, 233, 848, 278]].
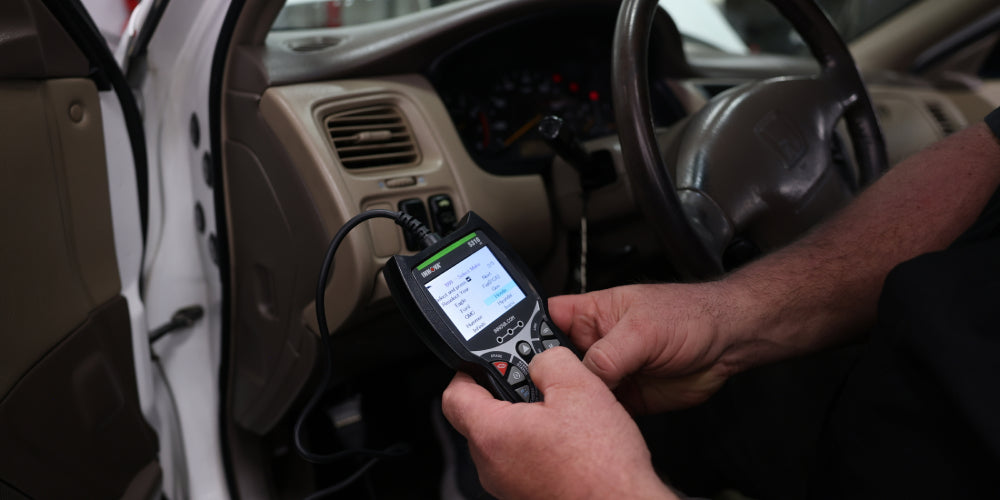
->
[[813, 236, 1000, 499], [950, 106, 1000, 244], [985, 106, 1000, 141]]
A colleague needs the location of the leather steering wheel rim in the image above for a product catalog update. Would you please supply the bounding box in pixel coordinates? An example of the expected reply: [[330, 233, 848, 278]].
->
[[612, 0, 887, 280]]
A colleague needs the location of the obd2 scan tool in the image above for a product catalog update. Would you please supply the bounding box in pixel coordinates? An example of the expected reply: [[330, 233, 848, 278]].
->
[[383, 211, 578, 402]]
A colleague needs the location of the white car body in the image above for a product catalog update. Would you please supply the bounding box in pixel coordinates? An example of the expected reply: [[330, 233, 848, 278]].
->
[[105, 1, 230, 497]]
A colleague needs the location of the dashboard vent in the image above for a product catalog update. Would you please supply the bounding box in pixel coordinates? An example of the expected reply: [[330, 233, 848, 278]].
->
[[325, 105, 420, 169], [925, 102, 958, 136]]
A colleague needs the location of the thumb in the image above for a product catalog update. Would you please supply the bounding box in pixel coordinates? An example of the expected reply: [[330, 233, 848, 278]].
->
[[528, 347, 608, 403], [441, 371, 508, 437], [581, 332, 649, 390]]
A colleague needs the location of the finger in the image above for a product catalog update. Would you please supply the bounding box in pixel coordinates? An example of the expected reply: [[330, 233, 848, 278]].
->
[[548, 293, 604, 350], [616, 370, 728, 414], [547, 294, 582, 332], [441, 371, 507, 437], [527, 347, 609, 403], [581, 328, 656, 389]]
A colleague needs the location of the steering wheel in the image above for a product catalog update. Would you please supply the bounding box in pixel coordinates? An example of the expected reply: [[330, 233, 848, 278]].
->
[[612, 0, 887, 280]]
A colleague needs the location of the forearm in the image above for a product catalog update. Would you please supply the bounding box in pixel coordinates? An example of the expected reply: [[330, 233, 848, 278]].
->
[[717, 122, 1000, 372]]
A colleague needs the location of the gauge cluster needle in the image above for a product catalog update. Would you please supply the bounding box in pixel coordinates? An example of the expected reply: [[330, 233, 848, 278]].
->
[[503, 114, 543, 148], [478, 111, 490, 149]]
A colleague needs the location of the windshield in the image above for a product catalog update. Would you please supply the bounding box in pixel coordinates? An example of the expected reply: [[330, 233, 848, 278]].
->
[[668, 0, 923, 55], [271, 0, 922, 56], [272, 0, 456, 29]]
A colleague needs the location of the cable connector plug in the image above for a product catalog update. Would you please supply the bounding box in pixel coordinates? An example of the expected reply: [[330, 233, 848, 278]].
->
[[394, 212, 441, 249], [420, 232, 442, 248]]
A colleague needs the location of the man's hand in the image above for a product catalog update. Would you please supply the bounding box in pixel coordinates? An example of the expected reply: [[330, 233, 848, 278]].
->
[[546, 124, 1000, 417], [549, 283, 738, 414], [441, 347, 677, 500]]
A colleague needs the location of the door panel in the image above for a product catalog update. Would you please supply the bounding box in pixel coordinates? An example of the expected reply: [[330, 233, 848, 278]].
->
[[0, 298, 158, 499], [0, 1, 160, 498], [0, 80, 120, 394], [0, 0, 88, 80]]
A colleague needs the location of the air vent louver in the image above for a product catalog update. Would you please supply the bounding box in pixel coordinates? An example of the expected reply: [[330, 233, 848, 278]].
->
[[325, 105, 420, 169], [925, 102, 957, 136]]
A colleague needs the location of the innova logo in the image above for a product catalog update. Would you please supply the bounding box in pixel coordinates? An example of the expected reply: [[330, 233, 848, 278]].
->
[[420, 263, 441, 278]]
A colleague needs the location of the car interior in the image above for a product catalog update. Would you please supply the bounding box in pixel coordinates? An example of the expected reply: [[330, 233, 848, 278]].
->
[[3, 0, 1000, 498], [219, 0, 1000, 497]]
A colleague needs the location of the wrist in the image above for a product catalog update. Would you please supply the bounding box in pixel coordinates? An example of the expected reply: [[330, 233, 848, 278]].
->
[[598, 463, 679, 500], [709, 256, 869, 375], [702, 273, 791, 377], [641, 280, 762, 380]]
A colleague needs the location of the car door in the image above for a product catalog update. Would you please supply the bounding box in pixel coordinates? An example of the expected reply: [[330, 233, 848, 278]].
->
[[0, 1, 161, 498]]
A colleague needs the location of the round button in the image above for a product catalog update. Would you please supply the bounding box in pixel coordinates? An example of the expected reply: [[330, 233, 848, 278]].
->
[[516, 341, 533, 357], [68, 102, 84, 123]]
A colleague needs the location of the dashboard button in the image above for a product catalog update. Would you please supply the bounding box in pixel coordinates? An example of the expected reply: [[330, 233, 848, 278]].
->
[[428, 194, 458, 234], [385, 176, 417, 188]]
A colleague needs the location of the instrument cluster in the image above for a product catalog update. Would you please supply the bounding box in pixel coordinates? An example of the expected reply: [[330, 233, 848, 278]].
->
[[429, 13, 685, 175]]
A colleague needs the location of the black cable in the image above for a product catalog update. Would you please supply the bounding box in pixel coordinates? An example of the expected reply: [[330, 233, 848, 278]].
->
[[293, 210, 438, 493], [303, 458, 380, 500], [314, 210, 437, 360]]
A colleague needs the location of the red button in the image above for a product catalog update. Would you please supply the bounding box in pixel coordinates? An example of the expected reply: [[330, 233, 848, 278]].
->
[[492, 361, 509, 376]]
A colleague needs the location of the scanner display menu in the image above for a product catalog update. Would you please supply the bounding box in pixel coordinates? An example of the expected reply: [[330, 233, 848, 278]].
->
[[426, 245, 526, 341]]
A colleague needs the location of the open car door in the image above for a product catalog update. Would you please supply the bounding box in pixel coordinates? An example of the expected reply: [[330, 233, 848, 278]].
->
[[0, 0, 161, 498]]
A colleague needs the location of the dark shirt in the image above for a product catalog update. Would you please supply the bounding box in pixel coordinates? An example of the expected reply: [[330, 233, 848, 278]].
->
[[814, 107, 1000, 499], [653, 109, 1000, 500]]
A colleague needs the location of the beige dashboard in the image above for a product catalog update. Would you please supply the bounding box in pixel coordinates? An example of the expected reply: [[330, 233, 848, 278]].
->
[[236, 67, 992, 436], [261, 73, 987, 339], [869, 84, 971, 165], [260, 75, 555, 334]]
